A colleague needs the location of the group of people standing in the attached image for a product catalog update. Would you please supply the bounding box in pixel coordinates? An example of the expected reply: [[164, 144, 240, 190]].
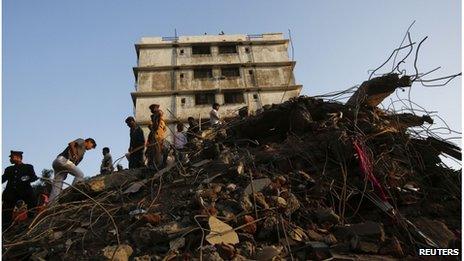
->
[[2, 102, 223, 228], [125, 103, 168, 170]]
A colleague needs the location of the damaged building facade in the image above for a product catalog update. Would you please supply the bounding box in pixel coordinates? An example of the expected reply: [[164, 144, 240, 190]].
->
[[131, 32, 302, 137]]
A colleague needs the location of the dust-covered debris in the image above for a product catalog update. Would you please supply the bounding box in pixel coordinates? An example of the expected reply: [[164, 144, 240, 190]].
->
[[2, 73, 461, 260]]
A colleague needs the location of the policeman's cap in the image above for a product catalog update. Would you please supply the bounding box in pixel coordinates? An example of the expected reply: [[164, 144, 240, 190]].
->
[[9, 150, 23, 157]]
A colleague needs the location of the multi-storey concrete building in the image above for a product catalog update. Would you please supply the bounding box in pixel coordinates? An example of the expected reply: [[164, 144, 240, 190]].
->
[[131, 32, 302, 138]]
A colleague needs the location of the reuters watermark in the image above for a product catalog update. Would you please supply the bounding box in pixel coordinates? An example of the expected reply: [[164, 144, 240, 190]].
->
[[419, 249, 460, 256]]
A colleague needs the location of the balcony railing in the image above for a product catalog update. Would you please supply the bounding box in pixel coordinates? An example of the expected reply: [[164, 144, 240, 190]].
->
[[246, 34, 263, 40], [162, 36, 179, 42]]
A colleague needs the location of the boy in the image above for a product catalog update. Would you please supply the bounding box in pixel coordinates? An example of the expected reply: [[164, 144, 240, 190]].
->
[[100, 147, 114, 174]]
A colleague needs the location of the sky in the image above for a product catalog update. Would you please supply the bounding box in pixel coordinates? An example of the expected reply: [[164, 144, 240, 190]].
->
[[2, 0, 461, 181]]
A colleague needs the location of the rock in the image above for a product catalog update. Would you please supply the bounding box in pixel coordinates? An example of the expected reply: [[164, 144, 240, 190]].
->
[[254, 192, 270, 209], [305, 241, 332, 260], [323, 234, 338, 245], [73, 227, 87, 234], [203, 250, 225, 261], [231, 254, 247, 261], [140, 213, 161, 225], [297, 170, 316, 184], [414, 218, 455, 248], [315, 208, 340, 225], [51, 231, 63, 240], [89, 170, 142, 193], [244, 178, 272, 195], [350, 235, 379, 254], [241, 215, 257, 235], [379, 236, 404, 257], [226, 183, 237, 192], [123, 181, 145, 194], [30, 249, 48, 261], [131, 226, 152, 246], [255, 245, 282, 261], [240, 195, 253, 212], [288, 226, 308, 242], [284, 193, 300, 215], [257, 216, 279, 240], [275, 176, 287, 186], [334, 221, 385, 255], [274, 196, 287, 208], [216, 243, 236, 260], [134, 255, 151, 261], [131, 222, 185, 246], [169, 237, 185, 251], [306, 229, 324, 241], [102, 244, 133, 261], [350, 222, 385, 241], [238, 240, 255, 258], [335, 221, 385, 243], [211, 183, 223, 194]]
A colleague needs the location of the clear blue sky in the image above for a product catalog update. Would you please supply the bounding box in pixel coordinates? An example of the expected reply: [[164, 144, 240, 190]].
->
[[2, 0, 461, 179]]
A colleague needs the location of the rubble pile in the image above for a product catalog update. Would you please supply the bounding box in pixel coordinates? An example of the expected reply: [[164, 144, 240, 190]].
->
[[3, 74, 461, 260]]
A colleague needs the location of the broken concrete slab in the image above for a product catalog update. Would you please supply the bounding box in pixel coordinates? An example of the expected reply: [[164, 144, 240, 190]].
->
[[414, 218, 456, 248]]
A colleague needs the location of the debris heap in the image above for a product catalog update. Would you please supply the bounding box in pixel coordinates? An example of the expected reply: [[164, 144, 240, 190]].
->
[[3, 74, 461, 260]]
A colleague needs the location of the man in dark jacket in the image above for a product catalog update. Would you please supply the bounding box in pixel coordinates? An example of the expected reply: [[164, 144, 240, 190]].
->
[[2, 150, 38, 228], [125, 116, 146, 168], [187, 117, 200, 142]]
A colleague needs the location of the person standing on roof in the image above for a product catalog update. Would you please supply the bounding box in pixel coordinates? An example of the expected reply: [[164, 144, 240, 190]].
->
[[49, 138, 96, 202], [2, 150, 38, 228], [210, 103, 222, 126], [125, 116, 146, 169]]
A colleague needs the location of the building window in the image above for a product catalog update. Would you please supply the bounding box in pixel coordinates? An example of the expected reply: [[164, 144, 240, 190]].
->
[[221, 67, 240, 78], [194, 68, 213, 79], [195, 92, 216, 105], [245, 47, 250, 53], [253, 93, 259, 100], [249, 70, 253, 75], [192, 45, 211, 55], [180, 73, 184, 79], [218, 45, 237, 54], [224, 91, 245, 104], [181, 98, 186, 104], [180, 49, 184, 55]]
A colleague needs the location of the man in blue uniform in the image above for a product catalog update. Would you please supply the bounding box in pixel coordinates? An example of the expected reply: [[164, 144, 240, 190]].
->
[[2, 150, 38, 228]]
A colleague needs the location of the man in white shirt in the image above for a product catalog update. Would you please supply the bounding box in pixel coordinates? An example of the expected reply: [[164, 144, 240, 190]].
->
[[174, 123, 187, 150], [50, 138, 97, 202], [210, 103, 221, 126]]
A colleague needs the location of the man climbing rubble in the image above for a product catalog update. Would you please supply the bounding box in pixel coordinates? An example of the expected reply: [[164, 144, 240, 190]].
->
[[125, 116, 145, 169], [49, 138, 96, 202], [2, 150, 38, 228]]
